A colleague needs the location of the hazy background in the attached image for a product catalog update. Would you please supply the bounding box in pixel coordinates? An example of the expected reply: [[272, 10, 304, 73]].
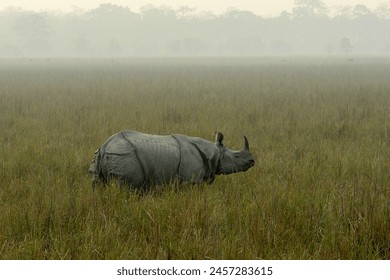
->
[[0, 0, 389, 57]]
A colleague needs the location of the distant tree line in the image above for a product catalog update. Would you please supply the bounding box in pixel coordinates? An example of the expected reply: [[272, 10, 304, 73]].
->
[[0, 0, 389, 57]]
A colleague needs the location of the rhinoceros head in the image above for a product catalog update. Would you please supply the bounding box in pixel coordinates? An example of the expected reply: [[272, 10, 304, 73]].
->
[[214, 132, 255, 175]]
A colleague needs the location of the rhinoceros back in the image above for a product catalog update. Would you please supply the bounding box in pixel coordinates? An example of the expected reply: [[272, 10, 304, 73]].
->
[[98, 131, 180, 186]]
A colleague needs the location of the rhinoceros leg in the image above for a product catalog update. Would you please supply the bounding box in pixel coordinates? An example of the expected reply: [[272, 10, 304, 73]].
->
[[89, 148, 103, 188]]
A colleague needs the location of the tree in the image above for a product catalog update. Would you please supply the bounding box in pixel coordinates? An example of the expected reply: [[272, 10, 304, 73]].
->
[[107, 38, 122, 56], [72, 35, 93, 56], [292, 0, 328, 18], [13, 12, 53, 56], [176, 6, 197, 19], [140, 5, 177, 20], [353, 4, 373, 18], [340, 37, 353, 54], [86, 3, 133, 18], [374, 3, 390, 19]]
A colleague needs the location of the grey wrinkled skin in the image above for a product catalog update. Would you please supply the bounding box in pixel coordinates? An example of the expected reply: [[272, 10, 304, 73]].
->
[[89, 130, 255, 189]]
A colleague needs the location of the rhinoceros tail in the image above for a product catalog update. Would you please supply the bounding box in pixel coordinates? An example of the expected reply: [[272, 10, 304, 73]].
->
[[89, 148, 103, 188]]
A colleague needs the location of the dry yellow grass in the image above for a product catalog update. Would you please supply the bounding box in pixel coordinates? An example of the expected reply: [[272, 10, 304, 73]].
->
[[0, 57, 389, 259]]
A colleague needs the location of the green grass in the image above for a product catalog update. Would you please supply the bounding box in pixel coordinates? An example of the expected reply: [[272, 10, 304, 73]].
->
[[0, 57, 389, 259]]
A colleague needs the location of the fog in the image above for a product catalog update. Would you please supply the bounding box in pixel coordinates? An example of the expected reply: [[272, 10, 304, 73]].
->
[[1, 1, 390, 57]]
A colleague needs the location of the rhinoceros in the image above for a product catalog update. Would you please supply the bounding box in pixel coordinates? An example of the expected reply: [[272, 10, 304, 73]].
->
[[89, 130, 254, 188]]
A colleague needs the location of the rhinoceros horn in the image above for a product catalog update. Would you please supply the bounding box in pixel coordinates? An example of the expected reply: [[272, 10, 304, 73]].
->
[[243, 136, 250, 151]]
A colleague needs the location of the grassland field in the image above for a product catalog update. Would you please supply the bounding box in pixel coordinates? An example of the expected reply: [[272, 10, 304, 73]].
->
[[0, 57, 389, 259]]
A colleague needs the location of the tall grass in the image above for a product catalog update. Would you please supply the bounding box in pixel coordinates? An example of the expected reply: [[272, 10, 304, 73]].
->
[[0, 57, 389, 259]]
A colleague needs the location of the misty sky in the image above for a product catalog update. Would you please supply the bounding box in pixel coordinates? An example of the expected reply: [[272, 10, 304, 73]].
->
[[1, 0, 388, 16]]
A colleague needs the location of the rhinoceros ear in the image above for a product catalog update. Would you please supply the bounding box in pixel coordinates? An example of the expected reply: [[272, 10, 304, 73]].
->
[[215, 131, 224, 145]]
